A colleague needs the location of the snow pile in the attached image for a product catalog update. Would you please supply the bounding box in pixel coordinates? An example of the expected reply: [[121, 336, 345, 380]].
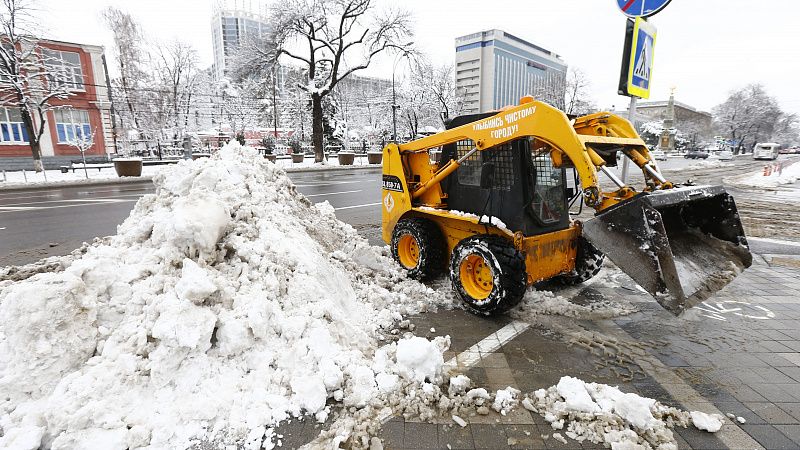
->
[[734, 161, 800, 188], [683, 160, 727, 170], [522, 376, 725, 449], [0, 144, 448, 449]]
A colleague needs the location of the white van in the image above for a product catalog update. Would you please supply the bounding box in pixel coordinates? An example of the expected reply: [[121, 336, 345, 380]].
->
[[753, 143, 781, 160]]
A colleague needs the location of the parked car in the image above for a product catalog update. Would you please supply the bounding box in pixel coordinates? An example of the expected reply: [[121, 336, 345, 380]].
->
[[684, 150, 709, 159], [718, 150, 733, 161], [651, 149, 667, 161]]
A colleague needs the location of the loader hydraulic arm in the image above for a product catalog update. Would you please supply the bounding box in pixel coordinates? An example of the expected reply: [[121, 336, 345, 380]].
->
[[397, 97, 672, 212]]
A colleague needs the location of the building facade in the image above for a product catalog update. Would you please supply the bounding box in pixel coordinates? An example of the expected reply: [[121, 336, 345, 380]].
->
[[614, 99, 713, 138], [455, 29, 567, 114], [211, 6, 270, 80], [0, 39, 115, 169]]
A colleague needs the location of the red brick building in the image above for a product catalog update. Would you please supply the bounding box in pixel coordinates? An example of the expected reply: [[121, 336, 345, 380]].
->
[[0, 39, 116, 169]]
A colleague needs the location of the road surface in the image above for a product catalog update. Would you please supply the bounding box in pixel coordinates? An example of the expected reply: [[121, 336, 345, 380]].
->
[[2, 155, 799, 266]]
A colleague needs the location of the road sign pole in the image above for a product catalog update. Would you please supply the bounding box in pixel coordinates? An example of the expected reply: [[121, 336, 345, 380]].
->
[[621, 96, 637, 183]]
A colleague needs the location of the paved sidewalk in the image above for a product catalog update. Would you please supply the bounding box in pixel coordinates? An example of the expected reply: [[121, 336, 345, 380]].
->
[[374, 256, 800, 449]]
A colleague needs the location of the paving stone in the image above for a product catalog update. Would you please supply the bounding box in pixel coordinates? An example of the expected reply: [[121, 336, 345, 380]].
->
[[675, 427, 728, 449], [438, 423, 475, 449], [503, 424, 544, 449], [381, 417, 404, 448], [775, 425, 800, 446], [713, 400, 766, 425], [745, 402, 799, 424], [739, 424, 799, 450], [403, 422, 439, 449], [469, 423, 508, 449], [778, 402, 800, 422], [749, 384, 800, 402]]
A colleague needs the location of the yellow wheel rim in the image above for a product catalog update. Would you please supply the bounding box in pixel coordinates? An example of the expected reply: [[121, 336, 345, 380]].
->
[[459, 254, 493, 300], [397, 234, 420, 269]]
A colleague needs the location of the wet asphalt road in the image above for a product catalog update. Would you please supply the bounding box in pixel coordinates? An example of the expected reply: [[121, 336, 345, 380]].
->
[[3, 158, 800, 449], [0, 168, 382, 267], [2, 156, 799, 267]]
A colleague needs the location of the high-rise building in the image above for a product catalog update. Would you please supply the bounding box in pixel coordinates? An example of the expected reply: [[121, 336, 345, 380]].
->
[[211, 4, 270, 79], [454, 30, 567, 114]]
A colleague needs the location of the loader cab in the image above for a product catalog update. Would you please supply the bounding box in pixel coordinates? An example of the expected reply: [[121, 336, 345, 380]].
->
[[440, 115, 570, 236]]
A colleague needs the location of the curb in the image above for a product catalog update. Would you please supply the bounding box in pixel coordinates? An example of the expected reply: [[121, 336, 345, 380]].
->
[[0, 164, 382, 192]]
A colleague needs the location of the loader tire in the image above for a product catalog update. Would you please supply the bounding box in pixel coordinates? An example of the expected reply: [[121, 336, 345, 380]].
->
[[450, 235, 527, 316], [554, 237, 604, 285], [391, 218, 446, 281]]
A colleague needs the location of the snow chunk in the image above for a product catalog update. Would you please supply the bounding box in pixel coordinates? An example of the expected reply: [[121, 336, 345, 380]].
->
[[493, 387, 521, 415], [448, 375, 471, 396], [690, 411, 724, 432], [396, 336, 444, 383], [175, 258, 217, 304], [452, 415, 467, 427], [557, 376, 599, 413]]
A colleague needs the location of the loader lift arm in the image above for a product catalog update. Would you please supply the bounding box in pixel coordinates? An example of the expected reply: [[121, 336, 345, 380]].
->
[[383, 96, 751, 315], [399, 96, 669, 213]]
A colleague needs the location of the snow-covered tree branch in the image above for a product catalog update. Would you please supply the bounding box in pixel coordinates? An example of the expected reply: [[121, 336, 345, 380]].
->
[[270, 0, 413, 161]]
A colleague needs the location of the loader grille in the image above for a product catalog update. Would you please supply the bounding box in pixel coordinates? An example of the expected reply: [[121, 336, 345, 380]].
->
[[456, 139, 515, 191]]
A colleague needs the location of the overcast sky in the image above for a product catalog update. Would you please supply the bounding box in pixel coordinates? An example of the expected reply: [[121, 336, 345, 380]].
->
[[36, 0, 800, 116]]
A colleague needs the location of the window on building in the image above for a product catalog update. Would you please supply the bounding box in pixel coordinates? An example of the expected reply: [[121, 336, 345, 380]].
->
[[54, 109, 91, 143], [0, 107, 30, 144], [42, 49, 84, 90]]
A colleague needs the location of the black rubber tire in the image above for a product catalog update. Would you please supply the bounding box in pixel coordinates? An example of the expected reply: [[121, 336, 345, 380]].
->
[[553, 237, 605, 285], [391, 218, 447, 281], [449, 235, 527, 316]]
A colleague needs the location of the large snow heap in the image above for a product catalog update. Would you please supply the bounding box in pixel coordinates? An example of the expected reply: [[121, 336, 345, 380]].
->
[[0, 144, 445, 449]]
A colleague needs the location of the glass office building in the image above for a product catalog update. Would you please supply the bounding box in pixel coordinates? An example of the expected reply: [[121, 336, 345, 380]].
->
[[455, 30, 567, 114]]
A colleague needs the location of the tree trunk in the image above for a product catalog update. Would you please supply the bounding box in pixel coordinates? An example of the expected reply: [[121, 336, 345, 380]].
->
[[311, 93, 324, 162], [20, 108, 44, 172]]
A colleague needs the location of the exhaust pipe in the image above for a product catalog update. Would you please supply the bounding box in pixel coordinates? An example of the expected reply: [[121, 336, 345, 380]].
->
[[582, 185, 752, 315]]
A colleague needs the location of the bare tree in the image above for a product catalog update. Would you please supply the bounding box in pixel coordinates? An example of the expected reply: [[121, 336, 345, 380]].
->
[[271, 0, 413, 162], [0, 0, 78, 171], [67, 127, 95, 179], [713, 84, 783, 153], [154, 40, 199, 143], [101, 7, 149, 133], [411, 59, 462, 126], [563, 68, 596, 116]]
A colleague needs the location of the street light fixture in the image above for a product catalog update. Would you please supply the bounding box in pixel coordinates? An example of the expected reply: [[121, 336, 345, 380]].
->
[[391, 51, 410, 143]]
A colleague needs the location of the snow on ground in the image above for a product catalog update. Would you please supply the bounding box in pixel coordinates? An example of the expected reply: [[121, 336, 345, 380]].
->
[[732, 161, 800, 188], [0, 154, 378, 188], [0, 164, 166, 186], [523, 376, 725, 449], [0, 144, 448, 449], [663, 159, 729, 171]]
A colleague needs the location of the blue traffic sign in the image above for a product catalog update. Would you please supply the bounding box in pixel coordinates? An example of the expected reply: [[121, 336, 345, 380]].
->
[[616, 0, 671, 18]]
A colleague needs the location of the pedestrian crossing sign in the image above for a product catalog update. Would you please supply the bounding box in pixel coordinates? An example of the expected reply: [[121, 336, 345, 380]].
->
[[625, 17, 657, 98]]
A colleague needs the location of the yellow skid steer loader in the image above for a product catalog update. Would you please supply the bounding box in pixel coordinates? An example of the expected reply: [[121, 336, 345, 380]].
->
[[381, 96, 751, 315]]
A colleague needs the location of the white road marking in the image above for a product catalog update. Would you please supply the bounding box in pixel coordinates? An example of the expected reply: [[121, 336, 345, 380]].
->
[[0, 194, 144, 208], [304, 189, 362, 198], [295, 180, 365, 188], [0, 199, 137, 213], [0, 227, 6, 230], [333, 202, 381, 211], [444, 321, 530, 371]]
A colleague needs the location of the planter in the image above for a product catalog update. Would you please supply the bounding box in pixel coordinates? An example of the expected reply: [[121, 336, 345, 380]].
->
[[192, 153, 211, 160], [367, 152, 382, 165], [265, 154, 277, 162], [338, 152, 355, 166], [113, 158, 143, 177], [291, 153, 305, 163]]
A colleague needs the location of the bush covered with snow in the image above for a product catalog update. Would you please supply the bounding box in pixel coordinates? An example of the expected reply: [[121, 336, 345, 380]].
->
[[0, 144, 449, 449]]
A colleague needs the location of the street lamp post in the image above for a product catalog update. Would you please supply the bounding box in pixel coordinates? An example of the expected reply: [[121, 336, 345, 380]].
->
[[391, 52, 409, 142]]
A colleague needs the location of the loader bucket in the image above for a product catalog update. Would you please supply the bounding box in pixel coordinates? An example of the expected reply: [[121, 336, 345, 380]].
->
[[582, 185, 752, 315]]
